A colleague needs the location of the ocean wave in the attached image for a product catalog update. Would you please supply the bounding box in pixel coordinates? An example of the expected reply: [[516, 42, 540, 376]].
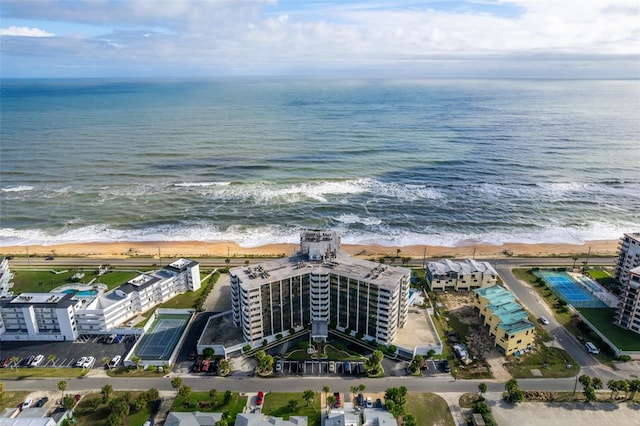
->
[[334, 214, 383, 226], [1, 185, 34, 193], [0, 221, 634, 249], [174, 182, 231, 187]]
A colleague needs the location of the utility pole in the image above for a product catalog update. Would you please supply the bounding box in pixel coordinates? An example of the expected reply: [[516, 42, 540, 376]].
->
[[158, 246, 162, 266], [585, 246, 591, 269], [25, 247, 31, 269]]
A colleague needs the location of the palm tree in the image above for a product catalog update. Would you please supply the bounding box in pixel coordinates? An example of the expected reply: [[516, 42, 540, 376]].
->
[[57, 380, 67, 401], [350, 385, 359, 402], [102, 356, 111, 369], [9, 356, 20, 370], [302, 389, 315, 406], [132, 355, 142, 370], [322, 385, 330, 407], [47, 354, 56, 367]]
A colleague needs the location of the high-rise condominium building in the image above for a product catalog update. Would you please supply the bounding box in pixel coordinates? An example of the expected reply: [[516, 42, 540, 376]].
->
[[229, 231, 411, 346]]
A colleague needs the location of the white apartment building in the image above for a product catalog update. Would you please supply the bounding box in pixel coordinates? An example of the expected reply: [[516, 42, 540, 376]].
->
[[426, 258, 498, 291], [0, 258, 200, 341], [615, 233, 640, 285], [615, 266, 640, 335], [0, 258, 14, 298], [230, 231, 411, 347], [0, 293, 80, 341]]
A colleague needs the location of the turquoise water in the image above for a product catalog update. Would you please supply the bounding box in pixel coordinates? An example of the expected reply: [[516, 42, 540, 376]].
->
[[63, 289, 97, 297], [1, 78, 638, 248]]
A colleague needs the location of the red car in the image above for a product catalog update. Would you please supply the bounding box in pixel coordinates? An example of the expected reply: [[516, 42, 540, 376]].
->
[[256, 391, 264, 405]]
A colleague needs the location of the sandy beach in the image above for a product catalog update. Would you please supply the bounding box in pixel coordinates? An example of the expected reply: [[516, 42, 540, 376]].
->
[[0, 239, 619, 260]]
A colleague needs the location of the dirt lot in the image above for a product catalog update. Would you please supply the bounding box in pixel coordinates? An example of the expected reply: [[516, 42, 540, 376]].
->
[[439, 292, 511, 381]]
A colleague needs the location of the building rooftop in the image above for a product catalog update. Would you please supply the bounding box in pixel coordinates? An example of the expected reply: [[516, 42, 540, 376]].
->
[[499, 318, 535, 335], [230, 251, 410, 291], [1, 292, 78, 309], [166, 258, 199, 273]]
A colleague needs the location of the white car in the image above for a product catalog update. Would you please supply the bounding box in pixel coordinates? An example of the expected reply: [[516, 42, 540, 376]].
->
[[585, 342, 600, 354], [21, 398, 33, 410], [109, 355, 121, 368], [82, 356, 95, 369], [75, 357, 88, 368], [30, 354, 44, 367], [538, 316, 550, 325], [366, 396, 373, 408]]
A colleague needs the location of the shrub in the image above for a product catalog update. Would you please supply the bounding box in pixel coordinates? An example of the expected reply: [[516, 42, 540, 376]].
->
[[289, 327, 295, 334], [618, 355, 631, 362], [242, 344, 251, 352], [276, 333, 283, 340], [262, 339, 268, 347]]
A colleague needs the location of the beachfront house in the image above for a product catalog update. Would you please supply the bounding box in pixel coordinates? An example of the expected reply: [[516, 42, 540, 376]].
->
[[426, 258, 498, 291], [473, 285, 535, 356]]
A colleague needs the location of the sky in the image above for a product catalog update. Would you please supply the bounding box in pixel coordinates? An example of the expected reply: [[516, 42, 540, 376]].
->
[[1, 0, 639, 78]]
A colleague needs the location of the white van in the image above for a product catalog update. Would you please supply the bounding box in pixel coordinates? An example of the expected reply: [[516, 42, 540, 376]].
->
[[585, 342, 600, 354]]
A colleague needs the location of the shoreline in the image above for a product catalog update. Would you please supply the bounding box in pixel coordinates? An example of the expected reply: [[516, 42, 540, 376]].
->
[[0, 239, 619, 260]]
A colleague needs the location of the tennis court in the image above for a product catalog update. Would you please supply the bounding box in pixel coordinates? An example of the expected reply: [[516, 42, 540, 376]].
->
[[135, 314, 190, 361], [535, 271, 606, 308]]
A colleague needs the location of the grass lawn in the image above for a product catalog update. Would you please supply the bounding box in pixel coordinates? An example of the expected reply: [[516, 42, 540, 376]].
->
[[261, 392, 321, 426], [505, 347, 579, 378], [97, 270, 140, 290], [171, 391, 247, 422], [0, 367, 87, 379], [74, 391, 152, 426], [0, 391, 30, 411], [10, 269, 85, 293], [406, 393, 455, 426], [586, 269, 612, 280], [579, 308, 640, 351]]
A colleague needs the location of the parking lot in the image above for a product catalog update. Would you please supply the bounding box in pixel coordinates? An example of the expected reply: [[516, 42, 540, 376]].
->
[[0, 334, 137, 370]]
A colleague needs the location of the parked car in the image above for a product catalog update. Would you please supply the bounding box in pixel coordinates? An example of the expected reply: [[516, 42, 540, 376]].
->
[[442, 360, 451, 373], [188, 348, 197, 360], [73, 394, 82, 403], [35, 397, 49, 407], [114, 335, 123, 343], [23, 355, 35, 367], [106, 334, 117, 344], [256, 391, 264, 405], [357, 362, 365, 375], [275, 360, 282, 373], [21, 398, 33, 410], [343, 361, 351, 374], [75, 357, 88, 368], [30, 354, 44, 367], [333, 392, 341, 408], [109, 355, 121, 368], [366, 396, 373, 408], [82, 356, 95, 369], [375, 398, 382, 408], [45, 256, 54, 260], [328, 361, 335, 373], [538, 316, 550, 325], [357, 393, 364, 406], [585, 342, 600, 354]]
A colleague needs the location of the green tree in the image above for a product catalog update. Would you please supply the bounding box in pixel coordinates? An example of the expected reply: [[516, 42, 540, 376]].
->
[[101, 384, 113, 403], [0, 382, 4, 400], [171, 377, 183, 389], [223, 390, 232, 405], [287, 399, 299, 411], [178, 385, 192, 399], [62, 396, 75, 410], [326, 395, 336, 409], [219, 359, 231, 376], [322, 385, 330, 401], [203, 348, 215, 359], [209, 389, 218, 403], [132, 394, 147, 412], [504, 379, 524, 404], [629, 379, 640, 400], [607, 379, 619, 399], [583, 386, 597, 402], [478, 383, 488, 398], [88, 397, 100, 412], [350, 385, 359, 402], [409, 355, 424, 374], [303, 389, 315, 406], [146, 388, 159, 401], [106, 413, 122, 426], [579, 374, 592, 389], [57, 380, 68, 401], [132, 355, 142, 370], [592, 377, 603, 390], [404, 414, 417, 426], [47, 354, 57, 367], [358, 383, 367, 394], [619, 380, 631, 399]]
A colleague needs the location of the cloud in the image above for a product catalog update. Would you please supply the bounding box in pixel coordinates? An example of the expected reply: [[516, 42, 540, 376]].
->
[[0, 26, 54, 37], [0, 0, 638, 77]]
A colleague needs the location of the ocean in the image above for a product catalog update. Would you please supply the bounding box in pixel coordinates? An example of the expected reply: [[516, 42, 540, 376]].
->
[[1, 78, 639, 248]]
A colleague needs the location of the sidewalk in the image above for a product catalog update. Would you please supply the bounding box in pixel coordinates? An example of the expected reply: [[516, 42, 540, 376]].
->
[[436, 392, 468, 426]]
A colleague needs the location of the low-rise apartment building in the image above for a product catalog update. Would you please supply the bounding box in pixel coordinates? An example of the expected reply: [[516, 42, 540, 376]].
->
[[0, 258, 200, 341], [230, 231, 411, 347], [427, 258, 498, 291], [0, 257, 14, 298], [473, 285, 535, 356]]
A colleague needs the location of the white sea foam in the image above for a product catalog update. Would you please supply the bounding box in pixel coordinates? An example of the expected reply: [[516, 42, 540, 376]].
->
[[1, 220, 633, 248], [335, 214, 383, 226], [1, 185, 34, 192], [174, 182, 231, 187]]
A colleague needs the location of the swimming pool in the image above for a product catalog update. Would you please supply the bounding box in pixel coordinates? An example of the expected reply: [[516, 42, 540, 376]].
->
[[63, 289, 98, 297]]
